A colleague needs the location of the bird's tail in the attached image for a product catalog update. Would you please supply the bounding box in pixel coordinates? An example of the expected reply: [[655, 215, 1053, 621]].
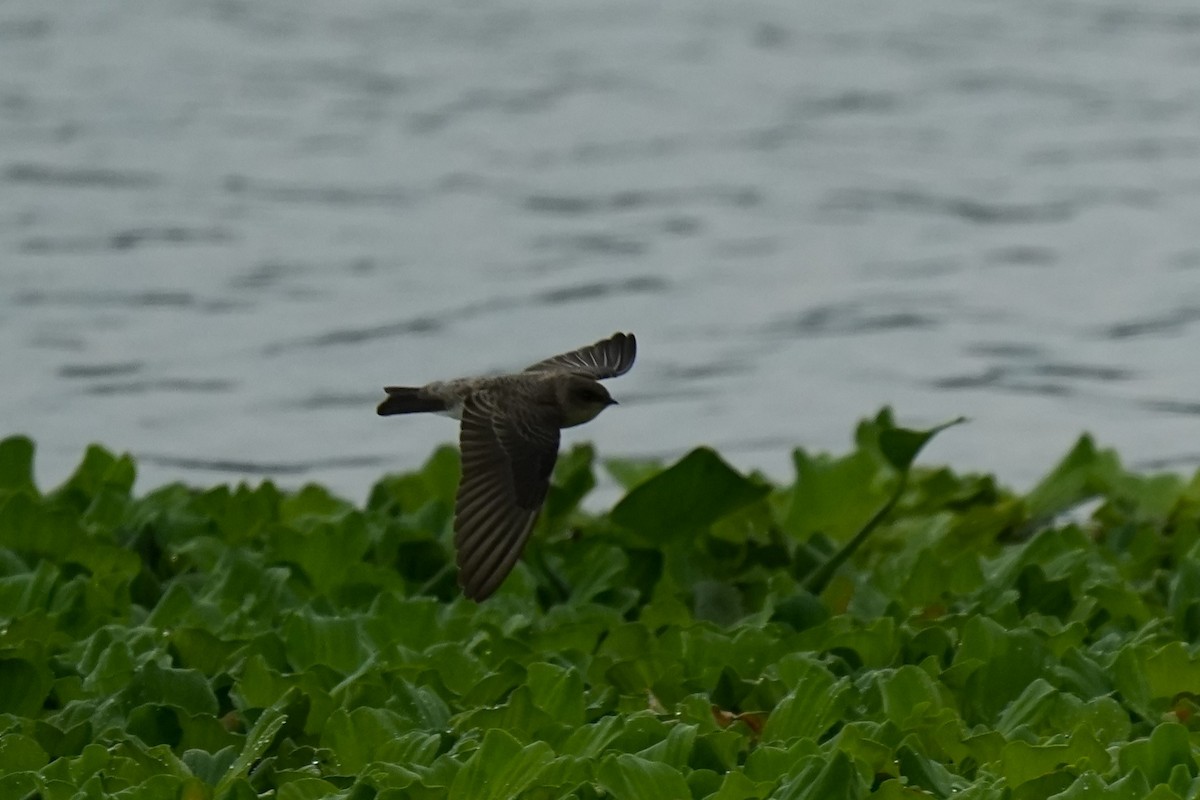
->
[[377, 386, 448, 416]]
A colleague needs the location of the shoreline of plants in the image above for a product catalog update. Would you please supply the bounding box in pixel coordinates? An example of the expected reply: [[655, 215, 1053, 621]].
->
[[2, 409, 1200, 799]]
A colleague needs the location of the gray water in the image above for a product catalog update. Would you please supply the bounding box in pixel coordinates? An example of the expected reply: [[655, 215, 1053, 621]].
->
[[4, 0, 1200, 502]]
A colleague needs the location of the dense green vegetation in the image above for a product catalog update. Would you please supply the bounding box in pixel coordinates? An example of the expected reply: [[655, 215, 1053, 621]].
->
[[3, 409, 1200, 799]]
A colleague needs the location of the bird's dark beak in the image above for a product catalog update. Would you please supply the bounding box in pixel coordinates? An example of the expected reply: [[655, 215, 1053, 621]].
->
[[608, 398, 619, 406]]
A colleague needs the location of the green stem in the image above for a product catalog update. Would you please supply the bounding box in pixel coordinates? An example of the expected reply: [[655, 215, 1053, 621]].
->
[[805, 472, 908, 595]]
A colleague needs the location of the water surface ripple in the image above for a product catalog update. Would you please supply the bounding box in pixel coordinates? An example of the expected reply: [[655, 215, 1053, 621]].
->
[[4, 0, 1200, 499]]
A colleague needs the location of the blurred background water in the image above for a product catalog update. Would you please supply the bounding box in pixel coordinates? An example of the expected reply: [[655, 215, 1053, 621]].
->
[[4, 0, 1200, 502]]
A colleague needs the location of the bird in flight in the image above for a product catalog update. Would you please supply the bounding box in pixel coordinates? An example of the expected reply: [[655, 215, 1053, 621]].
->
[[377, 332, 637, 600]]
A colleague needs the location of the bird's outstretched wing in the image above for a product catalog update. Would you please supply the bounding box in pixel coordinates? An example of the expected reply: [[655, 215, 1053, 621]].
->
[[454, 392, 560, 600], [523, 332, 637, 380]]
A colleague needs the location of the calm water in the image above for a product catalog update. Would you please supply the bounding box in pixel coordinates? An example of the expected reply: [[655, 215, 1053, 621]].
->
[[4, 0, 1200, 502]]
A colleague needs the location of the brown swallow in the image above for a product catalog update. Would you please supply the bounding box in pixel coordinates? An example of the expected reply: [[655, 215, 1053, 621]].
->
[[377, 332, 636, 600]]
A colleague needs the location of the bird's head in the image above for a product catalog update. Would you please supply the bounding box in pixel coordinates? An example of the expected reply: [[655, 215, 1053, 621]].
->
[[559, 375, 618, 428]]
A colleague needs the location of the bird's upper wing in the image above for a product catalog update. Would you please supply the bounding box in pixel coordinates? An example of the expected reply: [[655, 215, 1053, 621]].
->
[[454, 392, 560, 601], [522, 332, 636, 380]]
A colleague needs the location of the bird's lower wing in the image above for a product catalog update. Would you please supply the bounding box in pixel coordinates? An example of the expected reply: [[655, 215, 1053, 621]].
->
[[454, 395, 560, 601]]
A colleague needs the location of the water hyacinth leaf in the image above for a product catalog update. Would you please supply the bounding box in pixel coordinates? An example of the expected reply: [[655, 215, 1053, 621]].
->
[[425, 641, 491, 697], [561, 715, 624, 758], [192, 483, 282, 545], [611, 448, 769, 537], [604, 456, 665, 491], [1118, 723, 1196, 786], [391, 681, 452, 731], [785, 446, 886, 543], [1000, 727, 1109, 788], [51, 443, 136, 509], [0, 773, 40, 800], [541, 443, 596, 525], [876, 665, 947, 729], [282, 609, 369, 674], [526, 662, 585, 725], [320, 708, 413, 773], [872, 780, 947, 799], [1142, 642, 1200, 700], [448, 728, 554, 800], [762, 672, 851, 743], [183, 745, 238, 786], [0, 657, 52, 716], [374, 731, 442, 769], [130, 661, 220, 717], [1167, 762, 1195, 798], [363, 593, 443, 652], [954, 616, 1047, 724], [1024, 435, 1122, 519], [268, 515, 370, 594], [635, 722, 696, 769], [692, 580, 744, 626], [280, 483, 355, 523], [0, 436, 35, 493], [368, 445, 460, 513], [895, 744, 958, 797], [453, 685, 559, 742], [995, 678, 1057, 735], [0, 491, 83, 560], [707, 770, 771, 800], [877, 416, 967, 473], [596, 753, 692, 800], [275, 777, 342, 800], [774, 749, 867, 800], [9, 417, 1200, 796], [32, 719, 93, 760], [0, 733, 49, 773], [555, 541, 628, 601], [216, 694, 291, 794]]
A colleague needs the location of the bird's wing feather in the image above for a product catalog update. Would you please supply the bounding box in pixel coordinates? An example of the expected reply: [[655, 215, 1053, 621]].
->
[[454, 392, 560, 600], [523, 332, 636, 380]]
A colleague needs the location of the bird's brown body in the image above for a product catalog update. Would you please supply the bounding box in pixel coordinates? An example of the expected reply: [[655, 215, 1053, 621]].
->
[[377, 332, 636, 600]]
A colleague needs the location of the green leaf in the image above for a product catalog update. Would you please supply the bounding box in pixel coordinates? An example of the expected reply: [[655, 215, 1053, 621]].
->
[[774, 749, 868, 800], [953, 616, 1048, 724], [0, 658, 52, 716], [52, 443, 136, 509], [0, 772, 40, 800], [784, 445, 887, 542], [995, 678, 1057, 735], [604, 457, 665, 490], [1118, 723, 1196, 786], [1024, 435, 1121, 518], [595, 753, 691, 799], [878, 417, 966, 473], [1142, 642, 1200, 700], [611, 448, 769, 536], [129, 661, 219, 717], [762, 655, 850, 743], [875, 665, 947, 729], [526, 662, 585, 726], [542, 443, 596, 525], [269, 514, 371, 594], [276, 777, 342, 800], [0, 733, 49, 773], [216, 693, 291, 794], [448, 728, 554, 800], [280, 483, 355, 523], [320, 708, 413, 773], [0, 436, 35, 494], [282, 608, 369, 674], [368, 445, 460, 513], [1000, 726, 1110, 788]]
